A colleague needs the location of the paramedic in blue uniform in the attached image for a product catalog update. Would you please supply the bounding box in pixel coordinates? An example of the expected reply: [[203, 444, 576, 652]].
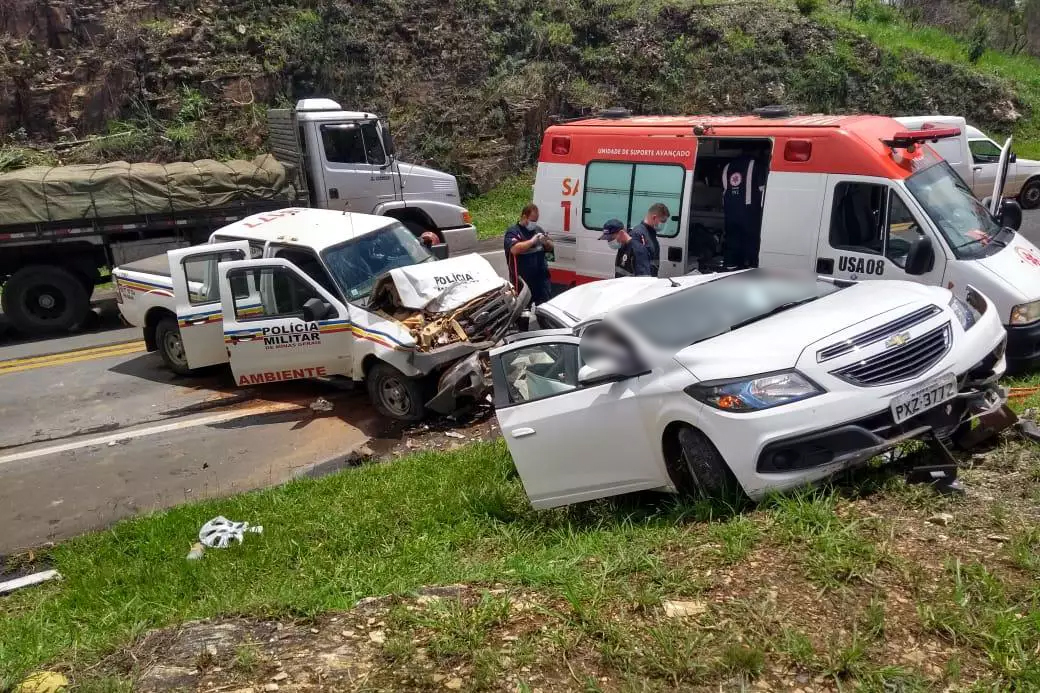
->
[[629, 203, 670, 276], [600, 218, 653, 277], [722, 154, 767, 269], [504, 203, 553, 304]]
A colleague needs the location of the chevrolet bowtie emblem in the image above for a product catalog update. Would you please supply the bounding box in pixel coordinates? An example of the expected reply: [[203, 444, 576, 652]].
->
[[885, 331, 911, 348]]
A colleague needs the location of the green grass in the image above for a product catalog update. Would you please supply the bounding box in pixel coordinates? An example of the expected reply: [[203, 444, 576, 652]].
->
[[464, 172, 534, 240], [827, 9, 1040, 158]]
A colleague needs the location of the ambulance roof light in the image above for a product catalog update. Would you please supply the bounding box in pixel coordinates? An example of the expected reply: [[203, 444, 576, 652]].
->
[[882, 127, 961, 149], [551, 135, 571, 155], [754, 105, 794, 119], [598, 107, 632, 119], [784, 139, 812, 162]]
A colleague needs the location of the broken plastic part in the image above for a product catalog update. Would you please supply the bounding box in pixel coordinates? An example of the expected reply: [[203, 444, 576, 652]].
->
[[198, 516, 264, 549]]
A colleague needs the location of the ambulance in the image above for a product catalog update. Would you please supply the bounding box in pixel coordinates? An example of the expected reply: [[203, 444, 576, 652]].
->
[[532, 109, 1040, 372]]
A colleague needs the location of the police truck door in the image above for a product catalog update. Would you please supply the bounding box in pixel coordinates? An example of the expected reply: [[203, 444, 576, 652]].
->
[[217, 258, 356, 387], [169, 241, 251, 369], [815, 176, 945, 286]]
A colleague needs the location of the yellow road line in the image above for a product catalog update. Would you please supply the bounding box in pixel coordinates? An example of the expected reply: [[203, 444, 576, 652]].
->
[[0, 341, 147, 375]]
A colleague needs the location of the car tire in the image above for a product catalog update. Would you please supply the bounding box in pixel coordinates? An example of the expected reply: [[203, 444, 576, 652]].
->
[[1, 265, 90, 335], [367, 362, 428, 421], [155, 316, 195, 376], [1020, 178, 1040, 210], [669, 425, 745, 502]]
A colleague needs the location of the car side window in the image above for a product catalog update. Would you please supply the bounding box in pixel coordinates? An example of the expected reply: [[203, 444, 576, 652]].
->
[[182, 250, 244, 305], [360, 122, 387, 166], [272, 247, 339, 297], [969, 139, 1002, 164], [829, 182, 886, 255], [500, 343, 580, 405], [227, 267, 337, 321]]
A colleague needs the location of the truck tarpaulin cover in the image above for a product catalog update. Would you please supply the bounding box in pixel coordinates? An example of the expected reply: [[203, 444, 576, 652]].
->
[[0, 155, 293, 225], [388, 254, 508, 313]]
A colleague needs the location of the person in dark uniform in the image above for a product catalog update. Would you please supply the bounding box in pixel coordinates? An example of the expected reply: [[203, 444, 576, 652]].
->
[[629, 203, 670, 277], [504, 203, 554, 304], [722, 154, 767, 269], [599, 218, 653, 277]]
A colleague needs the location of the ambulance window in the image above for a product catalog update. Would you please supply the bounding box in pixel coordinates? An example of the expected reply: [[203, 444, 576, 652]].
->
[[885, 192, 923, 269], [583, 161, 684, 236], [227, 266, 337, 321], [829, 183, 886, 255]]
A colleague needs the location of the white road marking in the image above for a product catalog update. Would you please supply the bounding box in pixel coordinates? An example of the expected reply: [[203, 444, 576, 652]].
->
[[0, 402, 306, 467]]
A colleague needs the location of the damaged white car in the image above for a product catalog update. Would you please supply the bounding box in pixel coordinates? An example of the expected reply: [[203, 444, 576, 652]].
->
[[112, 208, 528, 420], [490, 270, 1011, 507]]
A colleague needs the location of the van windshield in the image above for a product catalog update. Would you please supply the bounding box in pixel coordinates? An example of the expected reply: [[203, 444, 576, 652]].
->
[[322, 222, 432, 302], [906, 162, 1005, 259]]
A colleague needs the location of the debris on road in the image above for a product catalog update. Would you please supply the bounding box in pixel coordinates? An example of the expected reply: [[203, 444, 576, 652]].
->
[[443, 431, 466, 439], [186, 542, 205, 561], [309, 397, 335, 413], [927, 513, 954, 527], [662, 599, 708, 618], [199, 516, 264, 549], [0, 569, 61, 595]]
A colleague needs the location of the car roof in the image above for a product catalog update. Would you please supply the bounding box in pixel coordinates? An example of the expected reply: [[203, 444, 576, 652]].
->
[[212, 208, 397, 251], [544, 273, 726, 323], [965, 125, 988, 140]]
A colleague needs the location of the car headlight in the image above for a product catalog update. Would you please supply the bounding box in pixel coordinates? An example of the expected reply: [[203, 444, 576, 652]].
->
[[1010, 300, 1040, 326], [949, 295, 979, 331], [685, 371, 824, 412]]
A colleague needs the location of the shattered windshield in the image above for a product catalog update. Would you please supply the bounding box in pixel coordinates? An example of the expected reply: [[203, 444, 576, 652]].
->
[[618, 270, 839, 351], [906, 162, 1005, 259], [322, 222, 432, 302]]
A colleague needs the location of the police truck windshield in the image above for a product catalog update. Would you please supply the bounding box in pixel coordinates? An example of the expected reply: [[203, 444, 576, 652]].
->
[[322, 222, 432, 302], [906, 162, 1004, 259]]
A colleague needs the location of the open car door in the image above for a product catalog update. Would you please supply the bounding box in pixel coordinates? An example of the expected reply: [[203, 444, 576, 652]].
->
[[168, 241, 251, 369], [489, 334, 660, 508], [217, 258, 356, 387], [988, 137, 1013, 216]]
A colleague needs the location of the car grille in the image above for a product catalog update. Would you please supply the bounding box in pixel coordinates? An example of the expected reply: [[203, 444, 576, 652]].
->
[[831, 322, 951, 386], [817, 304, 943, 363]]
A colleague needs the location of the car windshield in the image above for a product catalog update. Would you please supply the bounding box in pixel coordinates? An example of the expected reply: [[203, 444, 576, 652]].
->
[[618, 271, 840, 350], [322, 222, 432, 302], [906, 162, 1005, 259]]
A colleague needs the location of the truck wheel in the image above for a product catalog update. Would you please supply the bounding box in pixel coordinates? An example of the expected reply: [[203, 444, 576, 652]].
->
[[1020, 178, 1040, 210], [367, 362, 427, 421], [154, 316, 194, 376], [1, 265, 90, 335], [669, 425, 745, 503]]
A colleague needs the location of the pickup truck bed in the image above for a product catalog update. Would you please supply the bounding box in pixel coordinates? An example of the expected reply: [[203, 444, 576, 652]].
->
[[119, 254, 171, 278]]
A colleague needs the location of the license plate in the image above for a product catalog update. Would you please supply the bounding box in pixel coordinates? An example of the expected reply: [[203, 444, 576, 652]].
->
[[890, 373, 958, 424]]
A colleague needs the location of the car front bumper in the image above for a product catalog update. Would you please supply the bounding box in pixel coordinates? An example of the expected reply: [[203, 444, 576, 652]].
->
[[1004, 320, 1040, 373]]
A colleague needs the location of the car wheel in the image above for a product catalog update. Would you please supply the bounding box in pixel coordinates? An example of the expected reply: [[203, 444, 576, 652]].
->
[[669, 425, 745, 502], [1020, 178, 1040, 210], [367, 362, 428, 421], [155, 316, 195, 376]]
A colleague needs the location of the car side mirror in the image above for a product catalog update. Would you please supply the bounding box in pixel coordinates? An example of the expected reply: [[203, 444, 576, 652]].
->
[[1010, 152, 1018, 163], [578, 361, 628, 387], [905, 235, 935, 276], [430, 243, 449, 260], [302, 297, 331, 322], [999, 199, 1023, 231], [379, 121, 396, 158]]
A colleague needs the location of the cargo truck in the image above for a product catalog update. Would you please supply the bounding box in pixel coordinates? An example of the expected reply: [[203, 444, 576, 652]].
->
[[0, 98, 477, 337]]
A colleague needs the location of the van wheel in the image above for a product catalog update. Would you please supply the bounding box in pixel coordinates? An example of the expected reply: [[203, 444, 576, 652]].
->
[[367, 362, 427, 421], [155, 317, 194, 376], [669, 425, 745, 503], [1020, 178, 1040, 210], [1, 265, 90, 335]]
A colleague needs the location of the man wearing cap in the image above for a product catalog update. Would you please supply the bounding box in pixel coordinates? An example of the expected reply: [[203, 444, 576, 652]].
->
[[504, 203, 554, 304], [600, 219, 653, 277]]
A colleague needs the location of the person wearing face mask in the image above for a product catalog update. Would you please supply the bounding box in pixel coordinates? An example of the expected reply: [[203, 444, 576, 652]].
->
[[628, 203, 669, 277], [504, 203, 554, 304], [600, 218, 653, 277]]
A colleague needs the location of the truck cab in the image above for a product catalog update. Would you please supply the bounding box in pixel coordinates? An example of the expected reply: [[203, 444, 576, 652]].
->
[[268, 99, 478, 255], [533, 110, 1040, 372]]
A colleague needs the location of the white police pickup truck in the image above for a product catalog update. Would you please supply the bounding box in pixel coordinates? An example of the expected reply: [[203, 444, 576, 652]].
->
[[112, 208, 528, 420]]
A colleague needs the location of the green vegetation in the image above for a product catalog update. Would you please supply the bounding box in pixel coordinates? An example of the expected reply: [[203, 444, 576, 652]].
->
[[829, 5, 1040, 158], [465, 173, 534, 240], [2, 433, 1038, 689]]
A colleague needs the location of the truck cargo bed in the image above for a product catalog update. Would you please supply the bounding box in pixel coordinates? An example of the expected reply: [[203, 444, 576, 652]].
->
[[118, 254, 171, 278]]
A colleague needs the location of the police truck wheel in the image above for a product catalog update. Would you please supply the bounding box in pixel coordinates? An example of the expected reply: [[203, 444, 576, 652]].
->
[[1, 265, 90, 335], [1020, 178, 1040, 210], [367, 362, 427, 421], [155, 316, 194, 376], [669, 425, 746, 503]]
